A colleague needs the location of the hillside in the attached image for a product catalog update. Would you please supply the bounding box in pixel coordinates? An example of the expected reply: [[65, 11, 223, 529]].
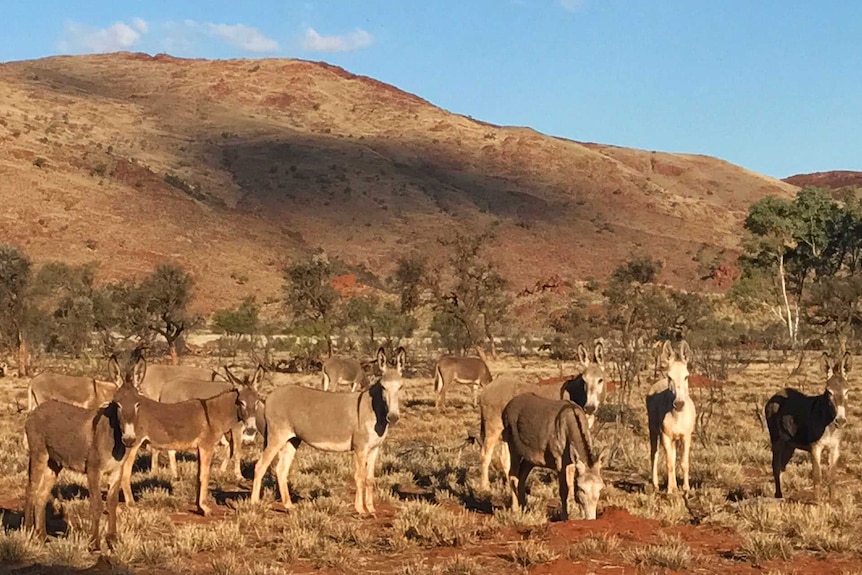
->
[[0, 53, 798, 312], [783, 170, 862, 190]]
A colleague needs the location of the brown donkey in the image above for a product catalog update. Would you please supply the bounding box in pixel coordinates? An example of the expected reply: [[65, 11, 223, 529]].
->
[[117, 375, 260, 515], [765, 351, 852, 499], [433, 355, 492, 408], [23, 350, 146, 549]]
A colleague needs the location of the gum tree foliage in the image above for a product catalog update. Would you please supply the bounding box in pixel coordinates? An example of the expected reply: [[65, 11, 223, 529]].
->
[[431, 229, 512, 357], [212, 296, 260, 355], [0, 245, 35, 375], [140, 264, 195, 364], [344, 295, 417, 353], [391, 254, 429, 314], [732, 187, 862, 350], [31, 261, 100, 357], [283, 256, 340, 356]]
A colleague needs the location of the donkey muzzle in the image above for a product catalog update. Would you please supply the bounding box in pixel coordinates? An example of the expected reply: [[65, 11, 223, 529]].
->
[[122, 435, 136, 448], [673, 400, 685, 411], [584, 404, 597, 415], [387, 412, 400, 425], [835, 416, 847, 429]]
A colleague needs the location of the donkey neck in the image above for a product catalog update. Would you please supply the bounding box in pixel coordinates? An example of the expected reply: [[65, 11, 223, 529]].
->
[[366, 383, 391, 438], [563, 405, 596, 466], [811, 391, 837, 423]]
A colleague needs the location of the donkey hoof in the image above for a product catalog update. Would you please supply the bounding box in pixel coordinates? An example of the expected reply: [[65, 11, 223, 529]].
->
[[197, 505, 213, 517]]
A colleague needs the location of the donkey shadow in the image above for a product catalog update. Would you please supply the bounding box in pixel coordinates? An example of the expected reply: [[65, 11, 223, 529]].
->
[[2, 505, 68, 537]]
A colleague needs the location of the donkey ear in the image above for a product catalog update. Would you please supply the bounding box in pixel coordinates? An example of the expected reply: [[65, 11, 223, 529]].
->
[[574, 454, 587, 477], [395, 347, 406, 372], [593, 342, 605, 366], [596, 447, 608, 468], [841, 352, 853, 375], [132, 356, 147, 389], [576, 343, 589, 367], [820, 352, 833, 378], [250, 364, 265, 388], [223, 366, 241, 387], [677, 340, 691, 364], [108, 355, 122, 386], [376, 347, 387, 371], [660, 341, 674, 368]]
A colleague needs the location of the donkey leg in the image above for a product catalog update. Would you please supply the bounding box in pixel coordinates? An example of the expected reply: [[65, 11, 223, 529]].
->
[[479, 428, 500, 490], [516, 462, 532, 510], [105, 466, 123, 549], [649, 428, 660, 490], [354, 449, 368, 515], [150, 447, 160, 473], [499, 441, 511, 484], [274, 440, 298, 509], [364, 446, 380, 515], [771, 443, 792, 499], [23, 455, 47, 531], [472, 384, 479, 407], [507, 456, 522, 512], [168, 450, 179, 479], [681, 433, 692, 491], [121, 442, 142, 506], [196, 446, 214, 516], [251, 435, 289, 504], [558, 465, 570, 521], [35, 469, 58, 540], [87, 468, 103, 551], [811, 444, 825, 500], [662, 433, 677, 493]]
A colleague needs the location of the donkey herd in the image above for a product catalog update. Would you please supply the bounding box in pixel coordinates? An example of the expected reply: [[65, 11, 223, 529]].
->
[[11, 339, 855, 550]]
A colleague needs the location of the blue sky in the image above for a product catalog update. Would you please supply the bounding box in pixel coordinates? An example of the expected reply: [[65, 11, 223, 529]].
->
[[1, 1, 859, 178]]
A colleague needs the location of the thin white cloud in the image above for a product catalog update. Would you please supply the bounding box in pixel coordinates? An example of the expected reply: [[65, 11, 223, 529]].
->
[[207, 23, 279, 52], [59, 20, 143, 53], [559, 0, 585, 12], [302, 28, 373, 53], [131, 18, 148, 34]]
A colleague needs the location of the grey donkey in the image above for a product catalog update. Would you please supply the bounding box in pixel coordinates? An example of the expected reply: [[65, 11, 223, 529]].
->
[[23, 349, 147, 550], [433, 354, 492, 408], [320, 356, 370, 391], [251, 346, 405, 515], [765, 351, 852, 499], [477, 342, 607, 490], [502, 393, 606, 520]]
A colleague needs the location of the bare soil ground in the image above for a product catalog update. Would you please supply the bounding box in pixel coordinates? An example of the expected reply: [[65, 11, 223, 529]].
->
[[0, 53, 797, 314], [0, 351, 860, 574]]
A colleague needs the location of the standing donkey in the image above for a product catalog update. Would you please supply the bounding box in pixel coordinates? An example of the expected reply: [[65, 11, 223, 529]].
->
[[251, 347, 405, 515], [117, 372, 260, 515], [647, 340, 696, 493], [765, 351, 852, 499], [23, 349, 146, 549], [433, 355, 492, 409]]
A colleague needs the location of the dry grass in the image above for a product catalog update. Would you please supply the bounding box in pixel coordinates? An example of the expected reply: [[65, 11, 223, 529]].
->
[[1, 351, 861, 574]]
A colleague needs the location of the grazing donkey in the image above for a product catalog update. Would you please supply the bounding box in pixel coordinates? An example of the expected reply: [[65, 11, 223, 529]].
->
[[433, 355, 492, 408], [477, 343, 607, 490], [0, 360, 7, 377], [251, 347, 405, 515], [117, 372, 260, 514], [320, 356, 369, 392], [502, 393, 606, 520], [149, 365, 265, 479], [647, 340, 696, 493], [23, 350, 147, 549], [765, 351, 852, 499]]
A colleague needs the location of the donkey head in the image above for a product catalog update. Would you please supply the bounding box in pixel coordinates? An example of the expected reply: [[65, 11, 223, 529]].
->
[[223, 365, 264, 435], [573, 448, 607, 520], [108, 348, 147, 447], [377, 346, 405, 425], [576, 342, 606, 416], [660, 340, 691, 412], [821, 352, 852, 428]]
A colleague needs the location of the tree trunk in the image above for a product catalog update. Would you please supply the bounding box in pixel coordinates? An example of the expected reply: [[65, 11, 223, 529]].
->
[[16, 330, 28, 378], [168, 340, 179, 365]]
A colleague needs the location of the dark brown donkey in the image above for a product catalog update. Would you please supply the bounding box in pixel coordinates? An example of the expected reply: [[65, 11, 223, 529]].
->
[[765, 351, 852, 499], [117, 374, 260, 515], [23, 350, 146, 549]]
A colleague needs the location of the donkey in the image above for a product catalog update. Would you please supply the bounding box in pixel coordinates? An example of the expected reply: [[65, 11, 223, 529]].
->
[[320, 356, 369, 392], [27, 373, 119, 411], [23, 350, 147, 549], [502, 393, 606, 520], [117, 374, 260, 514], [477, 343, 607, 491], [765, 351, 852, 499], [647, 340, 696, 493], [139, 363, 223, 400], [149, 365, 265, 480], [433, 355, 492, 409], [561, 342, 607, 429], [251, 347, 405, 515]]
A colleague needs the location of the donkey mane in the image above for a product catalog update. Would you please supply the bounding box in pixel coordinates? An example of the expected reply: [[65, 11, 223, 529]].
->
[[563, 402, 596, 466]]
